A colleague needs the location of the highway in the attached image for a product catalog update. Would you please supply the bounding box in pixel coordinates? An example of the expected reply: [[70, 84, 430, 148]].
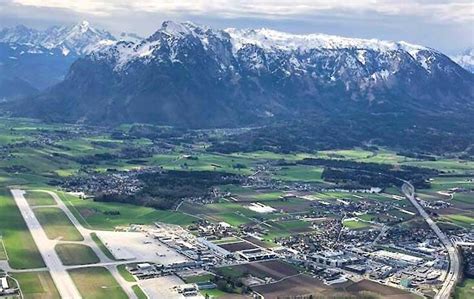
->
[[10, 189, 82, 299], [401, 182, 460, 299]]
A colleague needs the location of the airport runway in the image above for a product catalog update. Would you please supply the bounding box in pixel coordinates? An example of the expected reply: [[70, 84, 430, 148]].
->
[[39, 190, 138, 299], [10, 189, 82, 299]]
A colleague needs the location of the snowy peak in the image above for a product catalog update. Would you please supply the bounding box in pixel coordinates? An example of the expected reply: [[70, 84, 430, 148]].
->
[[161, 21, 194, 37], [94, 21, 446, 76], [143, 21, 431, 56], [451, 48, 474, 73], [0, 21, 115, 55], [15, 21, 474, 129], [225, 27, 430, 54]]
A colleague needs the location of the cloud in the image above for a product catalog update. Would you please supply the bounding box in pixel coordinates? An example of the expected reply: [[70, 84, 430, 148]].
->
[[11, 0, 474, 23]]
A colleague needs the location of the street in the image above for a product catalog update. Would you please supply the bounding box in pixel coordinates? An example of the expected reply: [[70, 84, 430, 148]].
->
[[402, 182, 460, 299]]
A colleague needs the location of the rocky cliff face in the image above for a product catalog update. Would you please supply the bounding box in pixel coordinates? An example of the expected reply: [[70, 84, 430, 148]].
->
[[13, 21, 474, 128]]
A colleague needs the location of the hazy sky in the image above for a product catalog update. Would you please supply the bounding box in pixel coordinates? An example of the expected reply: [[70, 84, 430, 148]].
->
[[1, 0, 473, 53]]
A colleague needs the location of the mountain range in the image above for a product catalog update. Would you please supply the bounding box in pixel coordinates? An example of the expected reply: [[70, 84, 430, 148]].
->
[[3, 21, 474, 152], [0, 21, 115, 100]]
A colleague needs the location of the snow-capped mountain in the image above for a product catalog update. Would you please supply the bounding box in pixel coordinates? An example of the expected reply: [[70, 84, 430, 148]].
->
[[0, 21, 116, 99], [14, 21, 474, 129], [451, 48, 474, 73], [0, 21, 115, 56], [119, 32, 144, 44]]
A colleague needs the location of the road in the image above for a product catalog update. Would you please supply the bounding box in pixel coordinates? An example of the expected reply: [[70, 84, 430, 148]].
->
[[401, 182, 460, 299], [10, 189, 82, 299]]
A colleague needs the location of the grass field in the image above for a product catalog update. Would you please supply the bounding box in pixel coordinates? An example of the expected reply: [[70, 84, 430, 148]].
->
[[90, 232, 118, 260], [252, 191, 284, 201], [55, 243, 100, 266], [150, 152, 255, 175], [132, 285, 147, 299], [183, 274, 214, 283], [117, 264, 136, 282], [24, 191, 56, 206], [262, 220, 314, 241], [12, 271, 60, 299], [343, 219, 372, 230], [58, 192, 197, 230], [442, 214, 474, 228], [273, 166, 324, 182], [455, 278, 474, 299], [212, 212, 253, 226], [428, 177, 474, 192], [453, 193, 474, 205], [0, 189, 45, 269], [34, 207, 84, 241], [69, 267, 128, 299], [0, 239, 7, 260]]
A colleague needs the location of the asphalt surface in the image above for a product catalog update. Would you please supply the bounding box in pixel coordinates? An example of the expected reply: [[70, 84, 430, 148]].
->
[[402, 182, 460, 299], [10, 189, 82, 299], [38, 190, 112, 263], [9, 189, 141, 299], [39, 190, 138, 299]]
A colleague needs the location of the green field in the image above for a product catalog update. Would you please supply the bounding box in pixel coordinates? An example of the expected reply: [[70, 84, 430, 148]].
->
[[213, 212, 253, 226], [427, 177, 474, 192], [273, 165, 324, 182], [69, 267, 128, 299], [0, 190, 45, 269], [343, 219, 372, 230], [24, 191, 56, 206], [0, 239, 6, 260], [117, 264, 136, 282], [262, 220, 314, 241], [442, 214, 474, 228], [55, 243, 100, 266], [58, 192, 197, 230], [150, 152, 255, 175], [251, 191, 284, 201], [183, 274, 215, 283], [132, 285, 147, 299], [34, 207, 84, 241], [12, 271, 60, 299], [453, 192, 474, 205], [455, 278, 474, 299]]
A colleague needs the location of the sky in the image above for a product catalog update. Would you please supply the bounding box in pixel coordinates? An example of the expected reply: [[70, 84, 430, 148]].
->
[[0, 0, 473, 53]]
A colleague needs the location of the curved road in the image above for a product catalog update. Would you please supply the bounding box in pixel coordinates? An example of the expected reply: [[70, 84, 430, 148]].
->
[[402, 182, 460, 299]]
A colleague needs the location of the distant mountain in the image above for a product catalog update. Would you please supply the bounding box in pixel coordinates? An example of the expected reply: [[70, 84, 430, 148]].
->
[[451, 48, 474, 73], [18, 21, 473, 127], [0, 21, 115, 99], [0, 75, 38, 101], [0, 21, 115, 56]]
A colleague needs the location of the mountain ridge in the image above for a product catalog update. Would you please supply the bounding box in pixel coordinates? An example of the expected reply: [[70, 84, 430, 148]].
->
[[0, 20, 115, 56], [0, 21, 118, 99], [6, 21, 474, 146]]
